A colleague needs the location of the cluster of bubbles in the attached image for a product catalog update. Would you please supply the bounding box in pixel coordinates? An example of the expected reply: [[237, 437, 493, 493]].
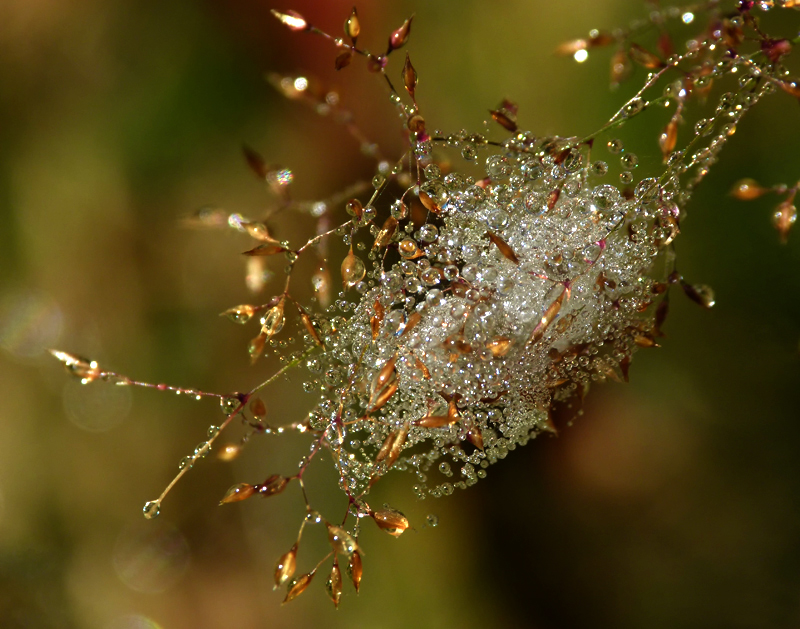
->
[[302, 132, 680, 499]]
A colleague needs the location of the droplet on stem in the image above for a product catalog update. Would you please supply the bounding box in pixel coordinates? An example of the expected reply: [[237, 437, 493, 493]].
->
[[49, 350, 102, 384], [345, 198, 363, 220], [341, 246, 366, 289], [327, 524, 359, 556], [220, 304, 257, 325], [261, 299, 285, 339], [143, 500, 161, 519]]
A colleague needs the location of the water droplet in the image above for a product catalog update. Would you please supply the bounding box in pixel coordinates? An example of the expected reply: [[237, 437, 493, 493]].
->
[[623, 98, 646, 116], [426, 514, 439, 527], [260, 303, 285, 338], [461, 145, 477, 161], [220, 395, 241, 415], [424, 163, 442, 179], [143, 501, 160, 519], [341, 246, 366, 289]]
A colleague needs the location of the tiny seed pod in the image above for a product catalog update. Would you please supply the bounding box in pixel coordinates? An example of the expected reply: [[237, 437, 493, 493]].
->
[[372, 507, 410, 537], [486, 232, 520, 265], [387, 15, 413, 54], [628, 43, 664, 69], [257, 474, 290, 497], [283, 570, 314, 604], [347, 551, 363, 593], [220, 304, 257, 325], [335, 49, 353, 70], [275, 544, 297, 589], [730, 178, 766, 200], [219, 483, 256, 505], [344, 7, 360, 43], [326, 561, 343, 608], [773, 199, 797, 243], [681, 282, 716, 309], [403, 53, 417, 99]]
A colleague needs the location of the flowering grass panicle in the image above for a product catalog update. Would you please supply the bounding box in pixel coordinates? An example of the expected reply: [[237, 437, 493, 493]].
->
[[51, 0, 800, 605]]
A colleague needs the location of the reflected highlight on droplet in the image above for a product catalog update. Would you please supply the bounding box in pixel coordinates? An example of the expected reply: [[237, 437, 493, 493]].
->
[[113, 521, 190, 594], [63, 378, 132, 432], [0, 289, 62, 359]]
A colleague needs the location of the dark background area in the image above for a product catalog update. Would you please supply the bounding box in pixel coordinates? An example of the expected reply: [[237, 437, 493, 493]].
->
[[2, 1, 800, 627]]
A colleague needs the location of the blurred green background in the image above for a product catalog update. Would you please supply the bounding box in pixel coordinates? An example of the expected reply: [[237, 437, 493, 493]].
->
[[2, 1, 800, 627]]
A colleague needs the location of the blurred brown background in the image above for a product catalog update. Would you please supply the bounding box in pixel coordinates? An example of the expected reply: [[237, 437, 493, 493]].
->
[[2, 1, 800, 627]]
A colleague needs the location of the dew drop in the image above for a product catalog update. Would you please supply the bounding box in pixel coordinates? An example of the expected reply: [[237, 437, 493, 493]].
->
[[623, 98, 645, 117], [220, 395, 241, 415], [143, 501, 161, 520], [424, 164, 442, 179]]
